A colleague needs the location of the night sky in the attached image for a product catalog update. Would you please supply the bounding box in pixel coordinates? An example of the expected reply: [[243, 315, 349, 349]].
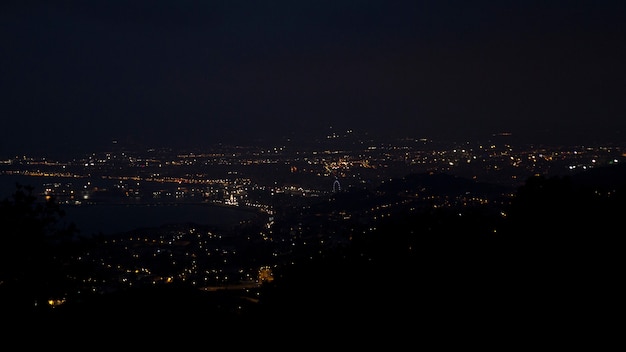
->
[[2, 1, 626, 156]]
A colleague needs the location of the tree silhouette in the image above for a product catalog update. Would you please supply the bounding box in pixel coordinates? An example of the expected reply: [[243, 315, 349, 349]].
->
[[498, 174, 624, 327], [0, 183, 79, 315]]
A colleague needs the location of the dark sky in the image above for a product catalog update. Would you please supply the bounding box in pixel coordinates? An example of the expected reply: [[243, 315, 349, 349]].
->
[[2, 1, 626, 156]]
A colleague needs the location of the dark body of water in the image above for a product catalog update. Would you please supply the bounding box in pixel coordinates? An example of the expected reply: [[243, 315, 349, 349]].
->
[[0, 175, 258, 236], [61, 202, 257, 236]]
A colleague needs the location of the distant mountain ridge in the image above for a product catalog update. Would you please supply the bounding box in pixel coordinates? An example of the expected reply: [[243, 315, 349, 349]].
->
[[377, 171, 513, 197], [569, 162, 626, 189]]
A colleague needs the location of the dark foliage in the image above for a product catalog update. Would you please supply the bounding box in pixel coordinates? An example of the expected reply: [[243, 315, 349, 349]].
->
[[0, 183, 81, 315]]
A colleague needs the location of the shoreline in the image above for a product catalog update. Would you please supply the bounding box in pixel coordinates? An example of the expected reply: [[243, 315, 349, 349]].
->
[[63, 199, 265, 214]]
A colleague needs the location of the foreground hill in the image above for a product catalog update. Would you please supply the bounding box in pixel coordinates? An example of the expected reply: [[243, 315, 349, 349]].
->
[[3, 165, 623, 343]]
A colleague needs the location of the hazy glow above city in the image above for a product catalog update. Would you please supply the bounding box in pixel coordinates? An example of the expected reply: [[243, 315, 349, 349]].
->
[[1, 1, 625, 158]]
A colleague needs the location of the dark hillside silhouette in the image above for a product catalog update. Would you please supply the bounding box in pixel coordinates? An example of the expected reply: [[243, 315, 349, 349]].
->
[[1, 165, 622, 337], [500, 171, 623, 323], [253, 167, 624, 332]]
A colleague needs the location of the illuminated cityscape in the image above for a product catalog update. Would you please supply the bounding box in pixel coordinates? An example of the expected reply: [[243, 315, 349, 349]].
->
[[1, 1, 625, 341], [1, 132, 624, 318]]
